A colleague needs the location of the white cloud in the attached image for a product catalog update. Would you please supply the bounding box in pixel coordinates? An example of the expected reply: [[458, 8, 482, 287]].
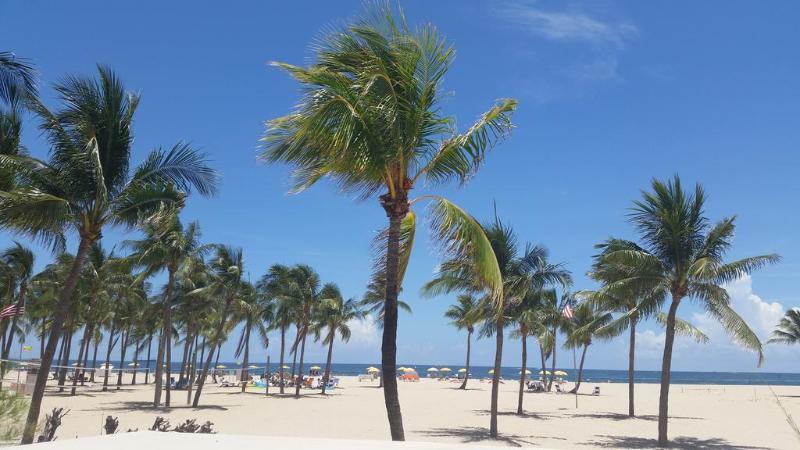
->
[[635, 329, 665, 358], [493, 0, 637, 47], [692, 274, 785, 348], [345, 315, 378, 346]]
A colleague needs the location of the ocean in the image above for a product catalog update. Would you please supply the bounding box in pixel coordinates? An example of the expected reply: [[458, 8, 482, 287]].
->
[[58, 360, 800, 386]]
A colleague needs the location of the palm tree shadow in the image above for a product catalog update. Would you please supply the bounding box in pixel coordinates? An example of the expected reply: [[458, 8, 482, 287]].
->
[[419, 426, 546, 447], [97, 401, 230, 412], [586, 435, 771, 449], [471, 409, 556, 420], [572, 413, 704, 422]]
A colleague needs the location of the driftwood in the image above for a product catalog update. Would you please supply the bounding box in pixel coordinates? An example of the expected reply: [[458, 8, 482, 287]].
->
[[148, 416, 215, 434], [37, 408, 69, 442], [149, 416, 170, 432]]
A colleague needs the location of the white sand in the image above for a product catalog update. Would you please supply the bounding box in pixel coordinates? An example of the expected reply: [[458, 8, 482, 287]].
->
[[9, 373, 800, 449]]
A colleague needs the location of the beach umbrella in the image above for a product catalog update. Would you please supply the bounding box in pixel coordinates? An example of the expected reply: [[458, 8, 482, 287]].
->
[[128, 362, 139, 367], [216, 364, 227, 369], [519, 369, 531, 375], [98, 363, 113, 369], [71, 362, 79, 366], [458, 368, 467, 373], [488, 369, 495, 374], [554, 370, 567, 376], [402, 367, 416, 373], [366, 367, 380, 373], [440, 367, 452, 372], [309, 365, 321, 370], [248, 365, 259, 369], [539, 370, 551, 375], [427, 367, 439, 372]]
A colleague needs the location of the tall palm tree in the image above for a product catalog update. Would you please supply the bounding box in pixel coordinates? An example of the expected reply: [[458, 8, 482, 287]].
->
[[193, 245, 244, 407], [508, 288, 547, 415], [0, 66, 218, 444], [286, 264, 321, 398], [768, 308, 800, 345], [314, 284, 364, 394], [424, 217, 570, 437], [261, 5, 515, 439], [234, 281, 272, 393], [126, 215, 210, 407], [444, 295, 481, 390], [259, 264, 294, 395], [595, 175, 778, 446]]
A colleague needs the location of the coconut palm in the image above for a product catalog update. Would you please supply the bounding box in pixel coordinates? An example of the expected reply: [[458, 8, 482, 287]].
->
[[0, 66, 217, 443], [768, 308, 800, 345], [259, 264, 294, 394], [192, 245, 244, 406], [0, 51, 37, 106], [284, 265, 322, 398], [0, 242, 34, 380], [444, 295, 481, 390], [507, 288, 549, 414], [360, 272, 412, 325], [424, 217, 570, 437], [126, 214, 210, 407], [594, 175, 779, 446], [563, 301, 613, 393], [261, 4, 515, 439], [234, 281, 272, 393], [314, 284, 364, 394]]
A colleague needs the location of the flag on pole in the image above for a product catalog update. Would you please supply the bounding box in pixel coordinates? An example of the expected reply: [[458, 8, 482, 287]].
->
[[0, 304, 25, 320], [561, 301, 574, 320]]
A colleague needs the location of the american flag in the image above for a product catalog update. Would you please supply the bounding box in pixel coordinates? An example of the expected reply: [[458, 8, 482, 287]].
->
[[0, 304, 25, 320], [561, 302, 574, 320]]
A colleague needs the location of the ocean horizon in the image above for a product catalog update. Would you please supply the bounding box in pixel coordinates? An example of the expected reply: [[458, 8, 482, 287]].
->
[[44, 360, 800, 386]]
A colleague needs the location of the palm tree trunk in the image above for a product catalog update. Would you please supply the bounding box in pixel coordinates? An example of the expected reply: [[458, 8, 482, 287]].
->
[[154, 268, 175, 407], [0, 284, 25, 378], [70, 323, 92, 395], [131, 337, 140, 385], [658, 298, 681, 447], [241, 323, 251, 393], [179, 334, 192, 384], [102, 323, 116, 391], [294, 331, 307, 398], [490, 316, 504, 438], [517, 332, 527, 415], [116, 328, 128, 389], [279, 326, 286, 394], [547, 326, 557, 391], [459, 330, 472, 390], [628, 319, 636, 417], [539, 343, 547, 383], [57, 330, 73, 392], [165, 329, 172, 406], [381, 209, 405, 441], [89, 337, 99, 382], [21, 237, 93, 444], [187, 333, 199, 405], [212, 343, 221, 384], [193, 295, 233, 407], [570, 344, 589, 393], [144, 333, 152, 384], [322, 330, 335, 394]]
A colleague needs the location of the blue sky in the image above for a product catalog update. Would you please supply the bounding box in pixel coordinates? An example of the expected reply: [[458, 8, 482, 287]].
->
[[2, 0, 799, 372]]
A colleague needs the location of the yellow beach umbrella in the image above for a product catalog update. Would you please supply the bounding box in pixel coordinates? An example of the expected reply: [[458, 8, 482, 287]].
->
[[248, 365, 259, 369], [539, 370, 551, 375], [402, 367, 416, 373], [216, 364, 227, 369], [309, 365, 321, 370], [367, 366, 380, 373], [554, 370, 568, 377], [439, 367, 451, 372], [488, 369, 495, 374], [427, 367, 439, 372], [458, 368, 467, 373]]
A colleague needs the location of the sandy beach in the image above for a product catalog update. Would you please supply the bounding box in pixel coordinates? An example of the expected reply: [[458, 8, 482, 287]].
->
[[7, 373, 797, 449]]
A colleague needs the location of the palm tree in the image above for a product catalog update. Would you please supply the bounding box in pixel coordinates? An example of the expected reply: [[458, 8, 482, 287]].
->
[[126, 215, 210, 407], [595, 175, 779, 446], [424, 217, 570, 437], [768, 308, 800, 345], [0, 51, 37, 106], [259, 264, 294, 394], [261, 5, 515, 439], [563, 301, 613, 393], [0, 66, 218, 443], [444, 295, 481, 390], [508, 288, 547, 414], [234, 281, 272, 393], [314, 284, 364, 394], [0, 242, 34, 381], [286, 265, 321, 398], [192, 245, 244, 407]]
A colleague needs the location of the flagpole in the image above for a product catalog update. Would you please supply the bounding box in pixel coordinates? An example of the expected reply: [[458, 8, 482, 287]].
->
[[573, 346, 578, 408]]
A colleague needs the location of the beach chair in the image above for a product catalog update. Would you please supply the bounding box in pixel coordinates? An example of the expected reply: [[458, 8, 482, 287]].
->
[[592, 386, 600, 396], [555, 383, 564, 394], [358, 374, 373, 382]]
